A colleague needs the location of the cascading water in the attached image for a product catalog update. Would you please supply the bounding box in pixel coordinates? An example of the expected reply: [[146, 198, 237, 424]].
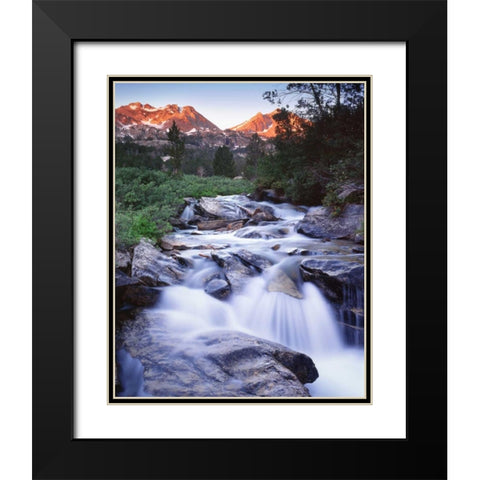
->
[[180, 204, 195, 221], [116, 349, 149, 396], [118, 195, 365, 397], [231, 272, 343, 355]]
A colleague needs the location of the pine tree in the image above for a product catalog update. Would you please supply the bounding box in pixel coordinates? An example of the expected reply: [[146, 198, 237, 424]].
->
[[213, 146, 235, 178], [244, 133, 265, 179], [166, 121, 185, 175]]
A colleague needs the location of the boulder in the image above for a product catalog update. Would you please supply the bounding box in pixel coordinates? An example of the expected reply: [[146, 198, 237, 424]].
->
[[118, 314, 318, 397], [253, 188, 288, 204], [115, 268, 140, 287], [299, 258, 364, 304], [115, 250, 131, 274], [171, 254, 195, 269], [131, 239, 187, 287], [233, 249, 273, 272], [197, 196, 248, 221], [115, 269, 160, 308], [168, 217, 191, 230], [241, 204, 278, 224], [296, 204, 364, 240], [211, 251, 257, 292], [234, 227, 286, 240], [251, 208, 278, 223], [120, 286, 161, 307], [204, 278, 231, 300], [267, 269, 303, 299], [160, 238, 190, 251], [196, 219, 246, 231], [218, 220, 246, 232]]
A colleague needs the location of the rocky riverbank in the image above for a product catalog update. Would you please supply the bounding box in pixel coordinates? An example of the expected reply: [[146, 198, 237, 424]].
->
[[115, 194, 365, 397]]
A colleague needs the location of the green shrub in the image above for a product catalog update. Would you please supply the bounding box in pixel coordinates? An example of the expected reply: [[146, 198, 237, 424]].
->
[[115, 168, 254, 247]]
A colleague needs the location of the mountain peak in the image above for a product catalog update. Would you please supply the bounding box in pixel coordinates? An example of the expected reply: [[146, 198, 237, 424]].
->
[[115, 103, 220, 133], [229, 109, 304, 137], [229, 111, 275, 137]]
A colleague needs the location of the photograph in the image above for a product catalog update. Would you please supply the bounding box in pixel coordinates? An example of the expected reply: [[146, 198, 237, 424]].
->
[[112, 78, 369, 401]]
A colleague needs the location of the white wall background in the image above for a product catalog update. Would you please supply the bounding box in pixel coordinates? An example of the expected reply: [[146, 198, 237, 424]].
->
[[0, 0, 478, 477]]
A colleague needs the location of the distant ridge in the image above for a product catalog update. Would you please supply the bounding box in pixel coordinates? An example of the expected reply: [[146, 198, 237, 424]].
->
[[115, 103, 221, 133], [229, 110, 280, 138]]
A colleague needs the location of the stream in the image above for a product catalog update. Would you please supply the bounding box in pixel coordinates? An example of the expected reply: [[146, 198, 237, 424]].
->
[[117, 194, 365, 398]]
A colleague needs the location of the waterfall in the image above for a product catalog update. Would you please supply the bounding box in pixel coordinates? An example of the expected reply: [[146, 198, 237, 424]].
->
[[117, 194, 365, 397], [116, 349, 149, 396], [339, 284, 365, 345], [180, 204, 195, 221], [232, 277, 343, 356]]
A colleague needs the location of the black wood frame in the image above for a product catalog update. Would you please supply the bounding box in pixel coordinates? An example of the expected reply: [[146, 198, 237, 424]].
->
[[108, 75, 372, 405], [33, 1, 447, 478]]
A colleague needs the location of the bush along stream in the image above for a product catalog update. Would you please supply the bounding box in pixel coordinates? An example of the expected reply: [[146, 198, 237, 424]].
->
[[115, 193, 365, 398]]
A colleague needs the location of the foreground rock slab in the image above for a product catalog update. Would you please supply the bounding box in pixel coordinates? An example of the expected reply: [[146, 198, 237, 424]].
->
[[118, 312, 318, 397]]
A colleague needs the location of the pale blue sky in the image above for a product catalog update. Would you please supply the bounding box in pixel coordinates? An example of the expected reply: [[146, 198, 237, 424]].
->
[[114, 82, 288, 129]]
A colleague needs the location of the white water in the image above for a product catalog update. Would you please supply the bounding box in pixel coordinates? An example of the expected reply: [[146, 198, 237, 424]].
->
[[123, 195, 365, 397], [180, 204, 195, 221]]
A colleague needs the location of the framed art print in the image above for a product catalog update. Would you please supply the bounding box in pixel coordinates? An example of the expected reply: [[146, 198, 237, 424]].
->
[[33, 1, 446, 479], [109, 76, 371, 404]]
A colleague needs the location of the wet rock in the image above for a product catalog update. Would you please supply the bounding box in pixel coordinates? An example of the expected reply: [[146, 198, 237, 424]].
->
[[195, 243, 230, 250], [168, 217, 190, 230], [296, 204, 364, 240], [271, 244, 281, 251], [119, 315, 318, 397], [244, 207, 278, 224], [211, 251, 257, 292], [234, 227, 285, 240], [115, 268, 140, 287], [253, 188, 288, 204], [221, 220, 246, 232], [183, 196, 196, 205], [120, 286, 160, 307], [197, 219, 246, 231], [204, 278, 231, 300], [131, 239, 187, 287], [233, 249, 273, 272], [115, 269, 160, 308], [287, 248, 310, 256], [354, 232, 364, 244], [171, 255, 194, 268], [115, 250, 132, 274], [299, 258, 364, 304], [267, 269, 303, 299], [352, 246, 364, 254], [247, 202, 275, 214], [197, 196, 249, 221], [160, 239, 190, 251]]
